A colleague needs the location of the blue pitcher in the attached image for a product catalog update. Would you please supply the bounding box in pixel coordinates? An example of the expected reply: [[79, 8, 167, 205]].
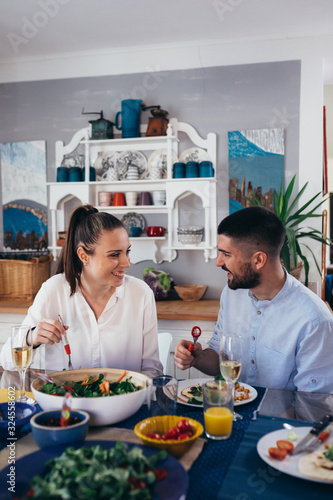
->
[[115, 99, 142, 138]]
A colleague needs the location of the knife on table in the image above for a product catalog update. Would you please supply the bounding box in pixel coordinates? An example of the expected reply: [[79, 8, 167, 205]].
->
[[291, 414, 333, 455]]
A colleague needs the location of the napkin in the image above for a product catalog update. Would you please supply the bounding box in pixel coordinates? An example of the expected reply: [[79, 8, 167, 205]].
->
[[0, 427, 206, 472], [0, 389, 35, 403]]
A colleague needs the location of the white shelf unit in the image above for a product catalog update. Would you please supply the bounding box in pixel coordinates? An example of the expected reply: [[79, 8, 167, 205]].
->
[[49, 118, 217, 264]]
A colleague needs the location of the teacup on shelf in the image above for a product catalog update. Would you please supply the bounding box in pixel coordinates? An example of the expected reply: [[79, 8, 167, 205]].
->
[[125, 192, 138, 206], [126, 165, 139, 180], [102, 167, 119, 181], [148, 165, 163, 180], [139, 192, 152, 205], [152, 190, 166, 206], [98, 191, 112, 206]]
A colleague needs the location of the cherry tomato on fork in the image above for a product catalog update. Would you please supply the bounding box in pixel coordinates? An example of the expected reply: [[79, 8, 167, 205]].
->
[[188, 326, 202, 352]]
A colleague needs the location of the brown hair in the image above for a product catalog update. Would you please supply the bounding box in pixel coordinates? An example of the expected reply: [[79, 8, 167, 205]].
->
[[56, 204, 124, 295], [218, 206, 285, 259]]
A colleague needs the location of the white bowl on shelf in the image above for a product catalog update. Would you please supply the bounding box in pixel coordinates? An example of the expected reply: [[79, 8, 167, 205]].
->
[[177, 225, 204, 245]]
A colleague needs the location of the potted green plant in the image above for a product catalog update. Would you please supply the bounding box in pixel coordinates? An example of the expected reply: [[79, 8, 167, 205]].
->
[[247, 174, 331, 286]]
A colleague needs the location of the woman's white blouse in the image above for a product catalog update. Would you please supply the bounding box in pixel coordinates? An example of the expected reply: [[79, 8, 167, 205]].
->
[[0, 273, 163, 377]]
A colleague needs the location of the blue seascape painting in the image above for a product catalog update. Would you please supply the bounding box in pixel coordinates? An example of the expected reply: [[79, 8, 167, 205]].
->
[[1, 141, 47, 249], [228, 128, 285, 214]]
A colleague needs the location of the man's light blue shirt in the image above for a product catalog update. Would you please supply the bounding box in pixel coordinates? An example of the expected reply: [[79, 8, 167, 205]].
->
[[209, 271, 333, 392]]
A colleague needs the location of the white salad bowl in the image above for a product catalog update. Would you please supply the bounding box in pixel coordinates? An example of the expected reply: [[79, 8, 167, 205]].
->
[[31, 368, 149, 427]]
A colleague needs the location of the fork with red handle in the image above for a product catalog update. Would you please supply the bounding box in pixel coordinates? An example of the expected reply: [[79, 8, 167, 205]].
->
[[188, 326, 202, 352], [58, 314, 74, 369]]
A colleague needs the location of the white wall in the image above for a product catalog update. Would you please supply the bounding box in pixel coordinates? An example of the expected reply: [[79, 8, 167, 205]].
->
[[1, 34, 332, 287], [0, 61, 301, 297]]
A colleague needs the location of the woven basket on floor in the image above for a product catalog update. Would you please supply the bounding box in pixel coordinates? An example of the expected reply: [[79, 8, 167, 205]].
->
[[0, 254, 53, 300]]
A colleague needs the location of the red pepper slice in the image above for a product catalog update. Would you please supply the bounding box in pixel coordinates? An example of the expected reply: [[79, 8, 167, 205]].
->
[[63, 385, 74, 393]]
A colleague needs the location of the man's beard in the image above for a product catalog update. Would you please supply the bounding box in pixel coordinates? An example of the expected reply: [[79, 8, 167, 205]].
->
[[223, 262, 261, 290]]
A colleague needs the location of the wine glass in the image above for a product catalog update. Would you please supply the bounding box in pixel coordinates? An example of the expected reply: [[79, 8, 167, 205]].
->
[[219, 333, 243, 421], [11, 325, 35, 404]]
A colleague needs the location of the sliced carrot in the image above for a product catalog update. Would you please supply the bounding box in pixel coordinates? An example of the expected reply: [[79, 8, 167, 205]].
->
[[117, 370, 127, 383], [82, 376, 99, 386], [99, 381, 110, 394]]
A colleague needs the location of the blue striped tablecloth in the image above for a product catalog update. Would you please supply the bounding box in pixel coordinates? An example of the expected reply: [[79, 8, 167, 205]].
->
[[0, 387, 267, 500], [218, 415, 333, 500]]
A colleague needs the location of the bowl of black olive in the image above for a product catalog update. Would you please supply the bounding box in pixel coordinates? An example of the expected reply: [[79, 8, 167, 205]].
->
[[30, 409, 90, 448]]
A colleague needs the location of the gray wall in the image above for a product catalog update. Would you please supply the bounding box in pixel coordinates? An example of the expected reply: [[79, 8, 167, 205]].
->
[[0, 61, 300, 298]]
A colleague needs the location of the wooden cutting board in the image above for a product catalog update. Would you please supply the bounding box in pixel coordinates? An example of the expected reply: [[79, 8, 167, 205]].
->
[[156, 299, 219, 321]]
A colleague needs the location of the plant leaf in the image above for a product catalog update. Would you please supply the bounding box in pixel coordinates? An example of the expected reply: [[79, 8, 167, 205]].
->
[[301, 242, 322, 276], [284, 180, 309, 220], [285, 227, 298, 268], [280, 175, 296, 221]]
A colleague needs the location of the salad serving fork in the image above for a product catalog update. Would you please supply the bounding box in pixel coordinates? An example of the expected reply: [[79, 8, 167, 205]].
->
[[58, 315, 74, 370]]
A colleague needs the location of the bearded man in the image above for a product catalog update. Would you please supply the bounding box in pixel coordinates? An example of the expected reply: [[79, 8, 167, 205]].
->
[[174, 206, 333, 392]]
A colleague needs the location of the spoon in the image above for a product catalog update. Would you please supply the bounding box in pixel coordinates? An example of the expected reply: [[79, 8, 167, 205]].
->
[[188, 326, 202, 352], [33, 371, 77, 396]]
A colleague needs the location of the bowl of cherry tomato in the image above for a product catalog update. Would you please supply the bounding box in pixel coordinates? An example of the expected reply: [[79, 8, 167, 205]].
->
[[134, 415, 203, 458]]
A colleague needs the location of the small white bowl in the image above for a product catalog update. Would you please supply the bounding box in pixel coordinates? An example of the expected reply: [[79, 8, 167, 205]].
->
[[177, 225, 204, 245]]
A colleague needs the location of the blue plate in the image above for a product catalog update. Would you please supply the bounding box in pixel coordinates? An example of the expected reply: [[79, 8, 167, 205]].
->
[[0, 440, 188, 500]]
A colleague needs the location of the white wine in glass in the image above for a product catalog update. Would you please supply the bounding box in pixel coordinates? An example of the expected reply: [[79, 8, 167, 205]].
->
[[219, 333, 243, 420], [219, 360, 242, 382], [11, 325, 35, 404]]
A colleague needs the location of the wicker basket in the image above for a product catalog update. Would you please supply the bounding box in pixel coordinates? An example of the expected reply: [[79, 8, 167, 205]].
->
[[0, 254, 53, 301]]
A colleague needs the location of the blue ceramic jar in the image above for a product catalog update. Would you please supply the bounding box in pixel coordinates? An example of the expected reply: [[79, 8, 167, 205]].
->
[[185, 161, 199, 178], [82, 166, 96, 181], [199, 161, 214, 178], [68, 166, 82, 182], [173, 162, 186, 178], [56, 166, 69, 182]]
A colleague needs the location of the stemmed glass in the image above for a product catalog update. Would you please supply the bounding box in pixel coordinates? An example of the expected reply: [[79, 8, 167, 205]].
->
[[219, 333, 243, 421], [11, 325, 35, 404]]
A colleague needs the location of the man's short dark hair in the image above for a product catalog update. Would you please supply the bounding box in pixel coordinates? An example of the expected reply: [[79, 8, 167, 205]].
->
[[218, 206, 285, 258]]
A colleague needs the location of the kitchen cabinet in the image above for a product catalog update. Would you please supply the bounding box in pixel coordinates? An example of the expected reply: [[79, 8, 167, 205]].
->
[[49, 118, 217, 263]]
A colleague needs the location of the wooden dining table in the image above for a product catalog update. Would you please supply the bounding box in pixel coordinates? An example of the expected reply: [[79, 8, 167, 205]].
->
[[0, 369, 332, 499]]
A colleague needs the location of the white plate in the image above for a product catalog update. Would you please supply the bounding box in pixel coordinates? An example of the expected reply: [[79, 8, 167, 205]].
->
[[116, 150, 147, 180], [120, 212, 146, 229], [257, 427, 333, 484], [94, 151, 120, 180], [175, 378, 258, 407], [145, 148, 178, 179], [179, 147, 212, 163]]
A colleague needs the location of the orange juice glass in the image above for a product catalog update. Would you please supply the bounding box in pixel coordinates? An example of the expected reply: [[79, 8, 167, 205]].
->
[[202, 381, 234, 440]]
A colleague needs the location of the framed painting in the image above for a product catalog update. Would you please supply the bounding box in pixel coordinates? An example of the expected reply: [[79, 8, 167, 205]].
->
[[1, 141, 47, 251], [228, 128, 285, 214]]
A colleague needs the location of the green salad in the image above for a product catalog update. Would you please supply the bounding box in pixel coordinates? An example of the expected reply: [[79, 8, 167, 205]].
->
[[40, 373, 142, 398], [19, 442, 168, 499], [324, 444, 333, 461]]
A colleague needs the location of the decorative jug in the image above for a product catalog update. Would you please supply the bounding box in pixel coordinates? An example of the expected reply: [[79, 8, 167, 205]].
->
[[115, 99, 142, 138]]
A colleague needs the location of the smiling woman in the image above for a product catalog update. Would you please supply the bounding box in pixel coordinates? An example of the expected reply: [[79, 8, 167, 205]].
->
[[0, 205, 163, 378]]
